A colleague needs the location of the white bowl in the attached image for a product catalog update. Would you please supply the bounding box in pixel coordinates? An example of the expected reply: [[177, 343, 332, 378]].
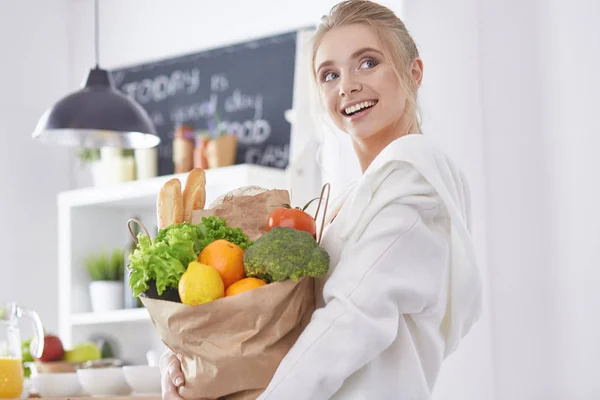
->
[[30, 373, 83, 397], [123, 365, 161, 395], [76, 367, 131, 396]]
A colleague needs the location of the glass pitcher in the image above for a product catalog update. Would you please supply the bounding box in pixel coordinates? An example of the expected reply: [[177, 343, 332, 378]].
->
[[0, 302, 44, 399]]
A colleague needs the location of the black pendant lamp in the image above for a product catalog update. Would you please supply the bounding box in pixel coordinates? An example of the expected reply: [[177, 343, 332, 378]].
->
[[32, 0, 160, 149]]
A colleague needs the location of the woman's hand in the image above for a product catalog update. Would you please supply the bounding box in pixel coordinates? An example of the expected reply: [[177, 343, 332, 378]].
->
[[160, 349, 185, 400]]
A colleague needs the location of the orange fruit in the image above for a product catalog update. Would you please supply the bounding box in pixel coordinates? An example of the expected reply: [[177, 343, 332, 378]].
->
[[225, 277, 268, 297], [199, 239, 245, 289]]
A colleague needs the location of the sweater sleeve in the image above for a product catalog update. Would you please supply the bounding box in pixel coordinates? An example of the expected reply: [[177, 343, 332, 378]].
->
[[257, 170, 450, 400]]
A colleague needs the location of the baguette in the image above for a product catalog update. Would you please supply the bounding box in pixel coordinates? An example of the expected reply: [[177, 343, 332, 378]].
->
[[188, 186, 206, 215], [157, 178, 184, 229], [183, 168, 207, 222]]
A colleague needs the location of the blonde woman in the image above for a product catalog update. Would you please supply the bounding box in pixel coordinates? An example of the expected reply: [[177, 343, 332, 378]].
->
[[162, 1, 482, 398]]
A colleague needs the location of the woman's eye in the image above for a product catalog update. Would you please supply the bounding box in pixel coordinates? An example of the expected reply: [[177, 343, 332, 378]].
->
[[360, 58, 378, 69], [322, 71, 339, 82]]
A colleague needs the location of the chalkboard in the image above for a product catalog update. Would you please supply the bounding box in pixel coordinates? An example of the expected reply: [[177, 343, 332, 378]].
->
[[110, 31, 298, 176]]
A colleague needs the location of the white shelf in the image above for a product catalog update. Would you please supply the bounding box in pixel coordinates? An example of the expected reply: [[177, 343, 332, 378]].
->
[[58, 163, 289, 209], [70, 308, 151, 326], [58, 163, 292, 357]]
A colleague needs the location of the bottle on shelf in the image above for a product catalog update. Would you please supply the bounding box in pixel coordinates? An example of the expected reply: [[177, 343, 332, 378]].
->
[[172, 124, 195, 174], [193, 130, 211, 169]]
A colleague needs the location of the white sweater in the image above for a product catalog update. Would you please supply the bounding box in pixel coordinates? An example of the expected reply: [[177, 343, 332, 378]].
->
[[257, 134, 483, 400]]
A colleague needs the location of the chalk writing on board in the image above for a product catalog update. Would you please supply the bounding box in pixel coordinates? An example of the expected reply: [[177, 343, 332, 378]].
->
[[211, 74, 229, 92], [120, 68, 201, 104], [111, 30, 297, 175], [170, 95, 218, 123], [245, 144, 289, 169]]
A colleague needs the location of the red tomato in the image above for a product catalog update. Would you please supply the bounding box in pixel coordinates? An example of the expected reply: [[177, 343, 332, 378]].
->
[[266, 207, 317, 239]]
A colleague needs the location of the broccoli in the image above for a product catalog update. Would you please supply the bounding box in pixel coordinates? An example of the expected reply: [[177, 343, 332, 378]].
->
[[243, 227, 330, 282]]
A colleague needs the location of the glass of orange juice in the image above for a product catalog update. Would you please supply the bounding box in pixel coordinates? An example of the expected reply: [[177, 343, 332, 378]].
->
[[0, 303, 44, 399], [0, 358, 23, 398], [0, 323, 24, 398]]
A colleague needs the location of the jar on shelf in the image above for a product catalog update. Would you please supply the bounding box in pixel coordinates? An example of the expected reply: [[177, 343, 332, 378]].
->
[[193, 131, 211, 169], [134, 147, 158, 180], [172, 124, 195, 174], [91, 148, 135, 186], [206, 133, 237, 168]]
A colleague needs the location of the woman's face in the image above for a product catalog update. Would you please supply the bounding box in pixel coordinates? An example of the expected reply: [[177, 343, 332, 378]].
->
[[314, 24, 408, 141]]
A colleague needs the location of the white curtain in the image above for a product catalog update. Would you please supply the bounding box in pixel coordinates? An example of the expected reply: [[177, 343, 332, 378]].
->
[[399, 0, 600, 399]]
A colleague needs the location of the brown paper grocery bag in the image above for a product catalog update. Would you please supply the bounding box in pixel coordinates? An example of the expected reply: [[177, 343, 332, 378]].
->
[[192, 189, 290, 241], [142, 277, 315, 400], [140, 187, 317, 400]]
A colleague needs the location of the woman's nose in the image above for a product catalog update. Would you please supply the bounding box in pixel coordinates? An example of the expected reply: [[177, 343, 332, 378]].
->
[[338, 74, 362, 97]]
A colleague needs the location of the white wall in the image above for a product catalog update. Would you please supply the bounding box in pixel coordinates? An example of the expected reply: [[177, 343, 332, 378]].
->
[[0, 0, 72, 335], [540, 1, 600, 397], [400, 2, 495, 400], [411, 0, 600, 398], [478, 1, 560, 398], [67, 0, 396, 86], [482, 0, 600, 398]]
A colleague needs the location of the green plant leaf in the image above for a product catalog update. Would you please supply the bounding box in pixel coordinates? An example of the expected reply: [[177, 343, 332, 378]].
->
[[84, 248, 125, 281], [75, 148, 101, 165]]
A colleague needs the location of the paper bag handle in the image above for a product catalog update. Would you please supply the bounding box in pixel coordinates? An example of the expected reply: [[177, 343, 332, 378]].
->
[[313, 183, 331, 245], [127, 218, 152, 245]]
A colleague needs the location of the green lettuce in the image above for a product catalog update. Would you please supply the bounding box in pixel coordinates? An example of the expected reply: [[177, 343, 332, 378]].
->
[[196, 215, 253, 252], [128, 217, 252, 298]]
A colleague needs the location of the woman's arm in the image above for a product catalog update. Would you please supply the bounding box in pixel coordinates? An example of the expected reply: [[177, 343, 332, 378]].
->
[[258, 170, 450, 400]]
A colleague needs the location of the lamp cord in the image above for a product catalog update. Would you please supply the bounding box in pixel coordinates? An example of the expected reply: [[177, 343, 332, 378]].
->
[[94, 0, 99, 68]]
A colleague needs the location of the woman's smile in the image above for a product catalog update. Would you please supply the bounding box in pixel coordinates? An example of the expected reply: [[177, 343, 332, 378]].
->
[[341, 99, 379, 121]]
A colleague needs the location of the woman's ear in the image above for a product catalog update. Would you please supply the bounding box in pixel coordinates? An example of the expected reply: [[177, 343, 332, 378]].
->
[[411, 58, 424, 88]]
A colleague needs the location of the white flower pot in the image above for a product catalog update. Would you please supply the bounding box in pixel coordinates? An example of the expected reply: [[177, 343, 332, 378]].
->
[[89, 281, 124, 312]]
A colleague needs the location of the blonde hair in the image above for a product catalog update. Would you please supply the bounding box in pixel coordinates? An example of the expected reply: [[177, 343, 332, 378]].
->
[[310, 0, 422, 133]]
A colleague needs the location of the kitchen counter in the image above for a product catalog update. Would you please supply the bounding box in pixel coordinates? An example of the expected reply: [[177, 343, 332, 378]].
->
[[32, 397, 160, 400]]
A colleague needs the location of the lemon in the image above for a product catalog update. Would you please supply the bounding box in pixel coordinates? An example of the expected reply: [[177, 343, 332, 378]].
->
[[178, 262, 225, 306]]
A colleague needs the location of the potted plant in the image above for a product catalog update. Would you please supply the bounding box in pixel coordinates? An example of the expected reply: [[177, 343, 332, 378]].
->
[[76, 148, 101, 165], [84, 249, 125, 312]]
